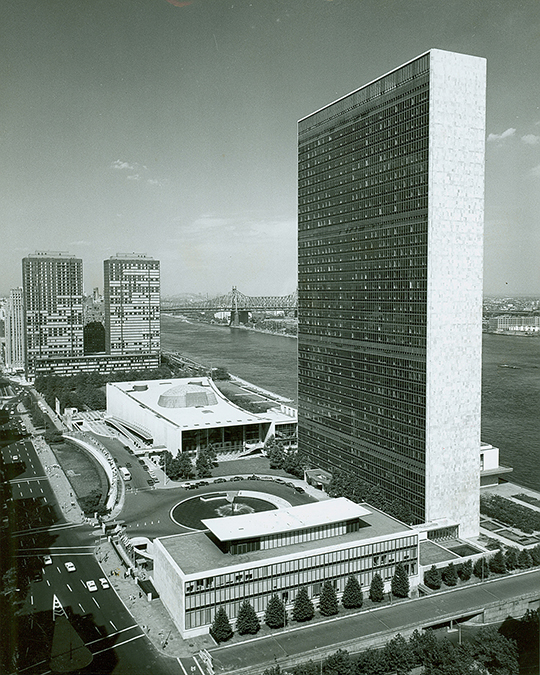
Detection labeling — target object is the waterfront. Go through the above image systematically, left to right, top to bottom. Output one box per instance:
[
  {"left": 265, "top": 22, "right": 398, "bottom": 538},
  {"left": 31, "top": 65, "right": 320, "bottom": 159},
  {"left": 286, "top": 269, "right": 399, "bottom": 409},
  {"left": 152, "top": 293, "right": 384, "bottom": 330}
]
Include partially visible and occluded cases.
[{"left": 161, "top": 316, "right": 540, "bottom": 491}]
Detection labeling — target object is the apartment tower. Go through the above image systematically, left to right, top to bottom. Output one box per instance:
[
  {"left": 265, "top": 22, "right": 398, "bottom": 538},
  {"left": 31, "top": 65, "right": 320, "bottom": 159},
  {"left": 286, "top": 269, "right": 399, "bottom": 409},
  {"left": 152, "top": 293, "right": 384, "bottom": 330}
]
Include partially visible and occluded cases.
[
  {"left": 297, "top": 49, "right": 486, "bottom": 538},
  {"left": 22, "top": 252, "right": 84, "bottom": 375},
  {"left": 104, "top": 254, "right": 160, "bottom": 355},
  {"left": 5, "top": 288, "right": 25, "bottom": 371}
]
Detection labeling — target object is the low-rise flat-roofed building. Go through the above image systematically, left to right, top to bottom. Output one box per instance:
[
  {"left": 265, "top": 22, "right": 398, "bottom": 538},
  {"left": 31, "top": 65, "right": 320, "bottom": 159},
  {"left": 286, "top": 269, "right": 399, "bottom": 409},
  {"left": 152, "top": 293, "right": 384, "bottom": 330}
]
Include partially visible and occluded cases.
[
  {"left": 106, "top": 377, "right": 296, "bottom": 455},
  {"left": 153, "top": 497, "right": 419, "bottom": 638}
]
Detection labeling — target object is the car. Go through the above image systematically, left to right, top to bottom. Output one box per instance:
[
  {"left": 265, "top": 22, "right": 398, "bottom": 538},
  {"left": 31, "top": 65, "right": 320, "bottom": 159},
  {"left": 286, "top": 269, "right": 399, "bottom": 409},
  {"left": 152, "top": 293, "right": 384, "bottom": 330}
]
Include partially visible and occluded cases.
[
  {"left": 12, "top": 455, "right": 19, "bottom": 462},
  {"left": 125, "top": 462, "right": 132, "bottom": 468},
  {"left": 247, "top": 475, "right": 260, "bottom": 481},
  {"left": 232, "top": 476, "right": 243, "bottom": 481},
  {"left": 214, "top": 478, "right": 227, "bottom": 483},
  {"left": 275, "top": 478, "right": 285, "bottom": 484},
  {"left": 147, "top": 479, "right": 154, "bottom": 486},
  {"left": 196, "top": 481, "right": 209, "bottom": 487},
  {"left": 285, "top": 482, "right": 295, "bottom": 489},
  {"left": 180, "top": 483, "right": 191, "bottom": 489},
  {"left": 186, "top": 484, "right": 198, "bottom": 490},
  {"left": 294, "top": 486, "right": 306, "bottom": 493},
  {"left": 43, "top": 555, "right": 53, "bottom": 565},
  {"left": 64, "top": 562, "right": 76, "bottom": 572},
  {"left": 32, "top": 569, "right": 43, "bottom": 583},
  {"left": 99, "top": 578, "right": 110, "bottom": 589},
  {"left": 86, "top": 580, "right": 98, "bottom": 592}
]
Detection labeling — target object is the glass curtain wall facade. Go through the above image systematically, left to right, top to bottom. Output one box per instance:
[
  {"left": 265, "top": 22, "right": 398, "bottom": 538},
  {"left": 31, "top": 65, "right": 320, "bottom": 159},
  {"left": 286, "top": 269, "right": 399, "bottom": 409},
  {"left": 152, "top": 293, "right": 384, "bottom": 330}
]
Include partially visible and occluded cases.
[{"left": 298, "top": 50, "right": 485, "bottom": 536}]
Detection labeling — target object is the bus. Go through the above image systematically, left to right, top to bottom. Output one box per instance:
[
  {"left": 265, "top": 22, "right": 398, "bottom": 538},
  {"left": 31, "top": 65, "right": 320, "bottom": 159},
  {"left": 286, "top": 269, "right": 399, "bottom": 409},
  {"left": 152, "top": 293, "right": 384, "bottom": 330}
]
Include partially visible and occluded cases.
[{"left": 119, "top": 467, "right": 132, "bottom": 481}]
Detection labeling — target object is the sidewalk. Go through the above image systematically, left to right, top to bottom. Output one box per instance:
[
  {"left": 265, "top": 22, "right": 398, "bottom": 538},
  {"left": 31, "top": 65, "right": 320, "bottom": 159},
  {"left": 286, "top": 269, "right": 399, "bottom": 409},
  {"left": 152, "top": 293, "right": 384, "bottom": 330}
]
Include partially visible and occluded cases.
[{"left": 95, "top": 540, "right": 215, "bottom": 658}]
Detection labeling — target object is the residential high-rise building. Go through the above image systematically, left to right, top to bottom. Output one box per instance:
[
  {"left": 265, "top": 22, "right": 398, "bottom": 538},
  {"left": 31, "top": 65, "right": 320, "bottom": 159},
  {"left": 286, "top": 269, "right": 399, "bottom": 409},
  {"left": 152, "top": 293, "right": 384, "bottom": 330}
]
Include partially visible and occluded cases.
[
  {"left": 297, "top": 49, "right": 486, "bottom": 538},
  {"left": 22, "top": 252, "right": 84, "bottom": 375},
  {"left": 104, "top": 254, "right": 160, "bottom": 356},
  {"left": 5, "top": 288, "right": 25, "bottom": 372}
]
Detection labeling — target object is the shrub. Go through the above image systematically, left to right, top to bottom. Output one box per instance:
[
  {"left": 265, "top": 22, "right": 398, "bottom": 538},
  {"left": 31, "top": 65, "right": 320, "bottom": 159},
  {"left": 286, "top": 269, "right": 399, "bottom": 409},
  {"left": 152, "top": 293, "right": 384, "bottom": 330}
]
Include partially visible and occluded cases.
[
  {"left": 480, "top": 494, "right": 540, "bottom": 534},
  {"left": 530, "top": 544, "right": 540, "bottom": 566},
  {"left": 505, "top": 547, "right": 519, "bottom": 571},
  {"left": 517, "top": 548, "right": 533, "bottom": 569},
  {"left": 489, "top": 549, "right": 507, "bottom": 575},
  {"left": 473, "top": 557, "right": 490, "bottom": 580},
  {"left": 458, "top": 559, "right": 473, "bottom": 581},
  {"left": 391, "top": 562, "right": 409, "bottom": 598},
  {"left": 442, "top": 562, "right": 458, "bottom": 586},
  {"left": 424, "top": 565, "right": 442, "bottom": 590},
  {"left": 369, "top": 573, "right": 385, "bottom": 602},
  {"left": 341, "top": 575, "right": 363, "bottom": 609},
  {"left": 319, "top": 581, "right": 339, "bottom": 616},
  {"left": 292, "top": 587, "right": 314, "bottom": 622},
  {"left": 265, "top": 594, "right": 287, "bottom": 629},
  {"left": 236, "top": 599, "right": 260, "bottom": 635},
  {"left": 210, "top": 606, "right": 233, "bottom": 643}
]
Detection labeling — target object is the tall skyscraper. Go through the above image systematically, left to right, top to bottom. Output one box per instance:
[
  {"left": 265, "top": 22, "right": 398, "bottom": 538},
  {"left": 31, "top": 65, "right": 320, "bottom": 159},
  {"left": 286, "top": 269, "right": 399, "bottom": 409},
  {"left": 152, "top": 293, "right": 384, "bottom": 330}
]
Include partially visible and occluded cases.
[
  {"left": 297, "top": 49, "right": 486, "bottom": 538},
  {"left": 22, "top": 252, "right": 84, "bottom": 375},
  {"left": 104, "top": 254, "right": 160, "bottom": 356},
  {"left": 5, "top": 288, "right": 25, "bottom": 371}
]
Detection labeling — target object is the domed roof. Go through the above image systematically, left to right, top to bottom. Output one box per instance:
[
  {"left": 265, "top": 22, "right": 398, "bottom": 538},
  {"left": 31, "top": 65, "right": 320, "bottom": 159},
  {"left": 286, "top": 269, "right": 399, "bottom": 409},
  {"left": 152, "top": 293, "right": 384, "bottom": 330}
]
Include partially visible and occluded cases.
[{"left": 157, "top": 382, "right": 217, "bottom": 409}]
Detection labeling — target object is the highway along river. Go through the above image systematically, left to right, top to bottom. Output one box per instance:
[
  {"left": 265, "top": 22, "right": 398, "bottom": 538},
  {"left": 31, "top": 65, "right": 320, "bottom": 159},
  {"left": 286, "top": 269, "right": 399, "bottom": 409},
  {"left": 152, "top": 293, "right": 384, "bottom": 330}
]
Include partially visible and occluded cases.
[{"left": 161, "top": 315, "right": 540, "bottom": 491}]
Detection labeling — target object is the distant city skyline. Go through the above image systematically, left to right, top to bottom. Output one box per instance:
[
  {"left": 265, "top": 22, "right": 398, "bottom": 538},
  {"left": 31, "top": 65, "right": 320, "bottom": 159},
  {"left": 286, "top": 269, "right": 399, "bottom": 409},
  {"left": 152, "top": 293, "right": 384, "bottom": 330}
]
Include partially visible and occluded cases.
[{"left": 2, "top": 0, "right": 540, "bottom": 297}]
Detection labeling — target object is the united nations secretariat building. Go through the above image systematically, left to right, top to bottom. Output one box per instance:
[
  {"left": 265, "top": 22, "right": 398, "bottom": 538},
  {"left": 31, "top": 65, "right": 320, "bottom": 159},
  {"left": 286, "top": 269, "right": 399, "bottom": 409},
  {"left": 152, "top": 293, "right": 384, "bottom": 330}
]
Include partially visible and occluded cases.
[{"left": 153, "top": 498, "right": 420, "bottom": 638}]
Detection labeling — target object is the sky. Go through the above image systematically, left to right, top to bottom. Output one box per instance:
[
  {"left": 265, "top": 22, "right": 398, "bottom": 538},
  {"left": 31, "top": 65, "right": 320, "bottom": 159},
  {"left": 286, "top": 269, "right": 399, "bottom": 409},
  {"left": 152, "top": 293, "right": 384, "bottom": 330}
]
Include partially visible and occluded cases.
[{"left": 1, "top": 0, "right": 539, "bottom": 298}]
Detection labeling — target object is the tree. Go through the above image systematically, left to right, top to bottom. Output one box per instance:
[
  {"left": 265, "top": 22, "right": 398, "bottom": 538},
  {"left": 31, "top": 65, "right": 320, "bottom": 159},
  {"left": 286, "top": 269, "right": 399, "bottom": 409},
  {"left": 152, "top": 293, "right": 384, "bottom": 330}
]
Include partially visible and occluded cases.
[
  {"left": 195, "top": 450, "right": 212, "bottom": 478},
  {"left": 176, "top": 452, "right": 195, "bottom": 479},
  {"left": 530, "top": 544, "right": 540, "bottom": 566},
  {"left": 505, "top": 547, "right": 519, "bottom": 571},
  {"left": 517, "top": 548, "right": 533, "bottom": 569},
  {"left": 489, "top": 549, "right": 507, "bottom": 575},
  {"left": 473, "top": 556, "right": 490, "bottom": 580},
  {"left": 458, "top": 559, "right": 473, "bottom": 581},
  {"left": 391, "top": 562, "right": 409, "bottom": 598},
  {"left": 442, "top": 562, "right": 458, "bottom": 587},
  {"left": 424, "top": 565, "right": 442, "bottom": 590},
  {"left": 369, "top": 573, "right": 384, "bottom": 603},
  {"left": 341, "top": 575, "right": 363, "bottom": 609},
  {"left": 319, "top": 581, "right": 338, "bottom": 616},
  {"left": 292, "top": 587, "right": 315, "bottom": 622},
  {"left": 265, "top": 594, "right": 287, "bottom": 629},
  {"left": 236, "top": 599, "right": 260, "bottom": 635},
  {"left": 210, "top": 606, "right": 233, "bottom": 643},
  {"left": 472, "top": 626, "right": 519, "bottom": 675},
  {"left": 385, "top": 634, "right": 416, "bottom": 675},
  {"left": 322, "top": 648, "right": 352, "bottom": 675}
]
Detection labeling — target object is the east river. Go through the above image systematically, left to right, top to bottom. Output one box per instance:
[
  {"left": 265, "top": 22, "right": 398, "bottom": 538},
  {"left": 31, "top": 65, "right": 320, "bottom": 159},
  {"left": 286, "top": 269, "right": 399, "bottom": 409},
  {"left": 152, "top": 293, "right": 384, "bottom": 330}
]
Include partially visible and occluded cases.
[{"left": 161, "top": 315, "right": 540, "bottom": 491}]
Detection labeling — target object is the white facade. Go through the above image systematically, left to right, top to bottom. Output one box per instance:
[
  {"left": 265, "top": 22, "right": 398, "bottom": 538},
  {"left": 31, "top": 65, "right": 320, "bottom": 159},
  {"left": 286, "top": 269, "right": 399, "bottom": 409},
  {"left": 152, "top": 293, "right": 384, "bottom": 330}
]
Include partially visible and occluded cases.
[{"left": 424, "top": 50, "right": 486, "bottom": 538}]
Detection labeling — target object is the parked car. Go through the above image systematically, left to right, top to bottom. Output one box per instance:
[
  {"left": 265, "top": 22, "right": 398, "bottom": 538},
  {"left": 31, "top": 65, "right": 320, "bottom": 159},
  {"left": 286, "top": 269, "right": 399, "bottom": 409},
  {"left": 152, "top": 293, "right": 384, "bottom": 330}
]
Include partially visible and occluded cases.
[
  {"left": 125, "top": 462, "right": 132, "bottom": 468},
  {"left": 232, "top": 476, "right": 243, "bottom": 481},
  {"left": 214, "top": 478, "right": 227, "bottom": 483},
  {"left": 294, "top": 486, "right": 306, "bottom": 493},
  {"left": 43, "top": 555, "right": 53, "bottom": 565},
  {"left": 64, "top": 562, "right": 76, "bottom": 572},
  {"left": 99, "top": 578, "right": 110, "bottom": 589},
  {"left": 86, "top": 580, "right": 98, "bottom": 592}
]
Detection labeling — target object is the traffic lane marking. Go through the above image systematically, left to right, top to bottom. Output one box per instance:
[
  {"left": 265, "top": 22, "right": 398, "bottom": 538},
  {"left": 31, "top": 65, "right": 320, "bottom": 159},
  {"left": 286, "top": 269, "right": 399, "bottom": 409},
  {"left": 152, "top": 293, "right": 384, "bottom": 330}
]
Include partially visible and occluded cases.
[{"left": 91, "top": 633, "right": 145, "bottom": 656}]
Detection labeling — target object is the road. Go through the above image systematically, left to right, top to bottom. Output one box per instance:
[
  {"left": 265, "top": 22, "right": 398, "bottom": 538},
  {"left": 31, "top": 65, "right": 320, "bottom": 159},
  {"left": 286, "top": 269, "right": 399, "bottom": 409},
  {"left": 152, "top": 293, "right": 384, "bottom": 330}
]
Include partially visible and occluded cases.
[
  {"left": 3, "top": 435, "right": 185, "bottom": 674},
  {"left": 209, "top": 568, "right": 540, "bottom": 672}
]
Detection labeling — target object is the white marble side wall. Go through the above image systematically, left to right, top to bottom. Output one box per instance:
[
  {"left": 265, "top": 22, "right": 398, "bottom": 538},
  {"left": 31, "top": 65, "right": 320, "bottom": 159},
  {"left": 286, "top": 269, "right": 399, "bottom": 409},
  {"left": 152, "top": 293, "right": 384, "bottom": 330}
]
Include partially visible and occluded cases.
[{"left": 425, "top": 50, "right": 486, "bottom": 539}]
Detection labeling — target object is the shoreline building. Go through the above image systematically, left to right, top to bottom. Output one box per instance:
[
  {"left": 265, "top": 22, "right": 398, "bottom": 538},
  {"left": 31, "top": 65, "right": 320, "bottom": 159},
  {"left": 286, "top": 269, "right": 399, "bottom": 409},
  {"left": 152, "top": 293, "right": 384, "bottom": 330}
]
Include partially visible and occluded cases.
[
  {"left": 297, "top": 49, "right": 486, "bottom": 538},
  {"left": 22, "top": 252, "right": 84, "bottom": 376},
  {"left": 104, "top": 254, "right": 160, "bottom": 356},
  {"left": 5, "top": 288, "right": 25, "bottom": 372},
  {"left": 153, "top": 498, "right": 419, "bottom": 638}
]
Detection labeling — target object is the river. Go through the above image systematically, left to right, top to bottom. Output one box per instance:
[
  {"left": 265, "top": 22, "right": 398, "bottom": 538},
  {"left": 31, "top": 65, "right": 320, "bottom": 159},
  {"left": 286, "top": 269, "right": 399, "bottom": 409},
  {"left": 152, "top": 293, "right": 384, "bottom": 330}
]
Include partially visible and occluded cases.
[{"left": 161, "top": 315, "right": 540, "bottom": 491}]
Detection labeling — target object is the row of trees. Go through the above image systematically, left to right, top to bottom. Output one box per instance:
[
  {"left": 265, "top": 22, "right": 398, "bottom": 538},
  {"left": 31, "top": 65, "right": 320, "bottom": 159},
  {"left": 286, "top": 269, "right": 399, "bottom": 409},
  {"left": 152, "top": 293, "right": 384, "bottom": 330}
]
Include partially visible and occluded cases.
[
  {"left": 265, "top": 437, "right": 305, "bottom": 479},
  {"left": 160, "top": 445, "right": 218, "bottom": 481},
  {"left": 326, "top": 470, "right": 414, "bottom": 525},
  {"left": 481, "top": 493, "right": 540, "bottom": 534},
  {"left": 425, "top": 544, "right": 540, "bottom": 589},
  {"left": 211, "top": 568, "right": 410, "bottom": 643},
  {"left": 264, "top": 623, "right": 522, "bottom": 675}
]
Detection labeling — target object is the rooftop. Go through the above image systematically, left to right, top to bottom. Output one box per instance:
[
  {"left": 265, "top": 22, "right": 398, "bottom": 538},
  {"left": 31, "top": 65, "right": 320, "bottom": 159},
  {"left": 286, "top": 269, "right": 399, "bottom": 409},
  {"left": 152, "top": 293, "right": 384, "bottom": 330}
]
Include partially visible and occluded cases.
[
  {"left": 108, "top": 377, "right": 275, "bottom": 431},
  {"left": 201, "top": 497, "right": 370, "bottom": 542},
  {"left": 158, "top": 501, "right": 415, "bottom": 576}
]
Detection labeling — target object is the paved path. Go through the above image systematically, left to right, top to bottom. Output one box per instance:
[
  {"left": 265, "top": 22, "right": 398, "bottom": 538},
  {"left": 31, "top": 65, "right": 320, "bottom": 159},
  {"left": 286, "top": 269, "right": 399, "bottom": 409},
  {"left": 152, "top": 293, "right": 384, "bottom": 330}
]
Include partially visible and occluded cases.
[{"left": 210, "top": 568, "right": 540, "bottom": 673}]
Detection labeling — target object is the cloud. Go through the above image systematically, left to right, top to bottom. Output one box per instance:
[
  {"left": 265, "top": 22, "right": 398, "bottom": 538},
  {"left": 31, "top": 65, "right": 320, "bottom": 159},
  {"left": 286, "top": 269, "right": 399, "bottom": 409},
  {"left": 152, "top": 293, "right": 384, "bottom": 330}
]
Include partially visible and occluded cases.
[
  {"left": 487, "top": 128, "right": 516, "bottom": 143},
  {"left": 522, "top": 134, "right": 540, "bottom": 146},
  {"left": 111, "top": 160, "right": 135, "bottom": 170},
  {"left": 529, "top": 164, "right": 540, "bottom": 177},
  {"left": 126, "top": 174, "right": 140, "bottom": 181},
  {"left": 147, "top": 178, "right": 165, "bottom": 187},
  {"left": 68, "top": 240, "right": 92, "bottom": 246}
]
